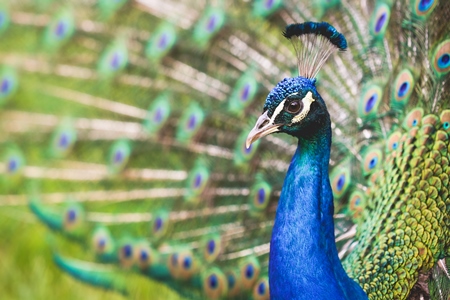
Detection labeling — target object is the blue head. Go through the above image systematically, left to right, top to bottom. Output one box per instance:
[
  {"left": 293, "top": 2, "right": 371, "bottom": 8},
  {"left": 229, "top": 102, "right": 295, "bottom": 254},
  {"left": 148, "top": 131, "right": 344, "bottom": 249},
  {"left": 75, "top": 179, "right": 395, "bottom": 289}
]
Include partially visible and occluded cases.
[
  {"left": 246, "top": 22, "right": 346, "bottom": 147},
  {"left": 246, "top": 76, "right": 330, "bottom": 146}
]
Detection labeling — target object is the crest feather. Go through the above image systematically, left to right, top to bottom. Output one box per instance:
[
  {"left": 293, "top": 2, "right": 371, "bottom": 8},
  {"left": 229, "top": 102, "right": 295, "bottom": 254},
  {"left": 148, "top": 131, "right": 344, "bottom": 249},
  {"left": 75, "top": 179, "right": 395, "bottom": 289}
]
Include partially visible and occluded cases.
[{"left": 283, "top": 22, "right": 347, "bottom": 79}]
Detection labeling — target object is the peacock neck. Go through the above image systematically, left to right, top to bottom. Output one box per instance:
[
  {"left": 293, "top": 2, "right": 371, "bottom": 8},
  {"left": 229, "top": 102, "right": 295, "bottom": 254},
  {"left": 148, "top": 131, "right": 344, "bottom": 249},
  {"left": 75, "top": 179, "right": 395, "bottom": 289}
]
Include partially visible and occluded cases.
[{"left": 269, "top": 125, "right": 367, "bottom": 299}]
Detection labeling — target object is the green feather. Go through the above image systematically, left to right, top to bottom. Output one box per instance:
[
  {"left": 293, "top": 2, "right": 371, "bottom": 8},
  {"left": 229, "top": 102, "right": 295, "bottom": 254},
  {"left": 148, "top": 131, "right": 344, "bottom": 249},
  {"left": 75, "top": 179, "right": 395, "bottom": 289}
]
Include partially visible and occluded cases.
[
  {"left": 97, "top": 0, "right": 128, "bottom": 19},
  {"left": 252, "top": 0, "right": 283, "bottom": 18},
  {"left": 411, "top": 0, "right": 438, "bottom": 20},
  {"left": 369, "top": 2, "right": 391, "bottom": 41},
  {"left": 0, "top": 3, "right": 10, "bottom": 35},
  {"left": 192, "top": 7, "right": 226, "bottom": 49},
  {"left": 42, "top": 9, "right": 75, "bottom": 51},
  {"left": 145, "top": 23, "right": 177, "bottom": 62},
  {"left": 97, "top": 39, "right": 128, "bottom": 79},
  {"left": 431, "top": 39, "right": 450, "bottom": 78},
  {"left": 0, "top": 66, "right": 18, "bottom": 106},
  {"left": 390, "top": 66, "right": 417, "bottom": 110},
  {"left": 228, "top": 68, "right": 259, "bottom": 115},
  {"left": 357, "top": 82, "right": 384, "bottom": 120},
  {"left": 143, "top": 93, "right": 172, "bottom": 135},
  {"left": 175, "top": 102, "right": 205, "bottom": 144},
  {"left": 48, "top": 119, "right": 77, "bottom": 158},
  {"left": 233, "top": 128, "right": 260, "bottom": 167},
  {"left": 107, "top": 139, "right": 131, "bottom": 175},
  {"left": 1, "top": 144, "right": 25, "bottom": 179},
  {"left": 184, "top": 160, "right": 210, "bottom": 204},
  {"left": 330, "top": 161, "right": 352, "bottom": 201},
  {"left": 249, "top": 177, "right": 272, "bottom": 216},
  {"left": 29, "top": 197, "right": 64, "bottom": 232},
  {"left": 92, "top": 226, "right": 117, "bottom": 263},
  {"left": 53, "top": 253, "right": 127, "bottom": 294},
  {"left": 202, "top": 267, "right": 228, "bottom": 299}
]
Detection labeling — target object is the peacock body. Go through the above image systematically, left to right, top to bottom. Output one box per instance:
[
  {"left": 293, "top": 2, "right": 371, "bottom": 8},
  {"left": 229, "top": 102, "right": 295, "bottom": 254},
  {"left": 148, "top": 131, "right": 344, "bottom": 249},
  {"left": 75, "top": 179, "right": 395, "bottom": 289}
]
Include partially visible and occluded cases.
[{"left": 1, "top": 0, "right": 450, "bottom": 299}]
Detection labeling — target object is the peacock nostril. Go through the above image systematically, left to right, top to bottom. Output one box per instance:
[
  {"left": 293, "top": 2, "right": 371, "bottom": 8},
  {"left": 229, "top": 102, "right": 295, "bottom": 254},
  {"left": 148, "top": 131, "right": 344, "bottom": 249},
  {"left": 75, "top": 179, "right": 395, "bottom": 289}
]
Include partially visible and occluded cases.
[{"left": 259, "top": 119, "right": 269, "bottom": 129}]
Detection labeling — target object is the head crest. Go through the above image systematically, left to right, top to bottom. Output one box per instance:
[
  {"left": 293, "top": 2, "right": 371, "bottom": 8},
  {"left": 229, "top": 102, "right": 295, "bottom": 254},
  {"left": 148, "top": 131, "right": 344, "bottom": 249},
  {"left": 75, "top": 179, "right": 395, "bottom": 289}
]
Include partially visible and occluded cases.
[{"left": 283, "top": 22, "right": 347, "bottom": 79}]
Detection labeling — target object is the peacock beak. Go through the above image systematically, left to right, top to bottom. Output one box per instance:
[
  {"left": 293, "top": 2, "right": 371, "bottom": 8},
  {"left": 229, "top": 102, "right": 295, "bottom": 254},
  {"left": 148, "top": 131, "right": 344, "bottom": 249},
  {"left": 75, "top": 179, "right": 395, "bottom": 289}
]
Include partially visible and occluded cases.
[{"left": 246, "top": 111, "right": 282, "bottom": 149}]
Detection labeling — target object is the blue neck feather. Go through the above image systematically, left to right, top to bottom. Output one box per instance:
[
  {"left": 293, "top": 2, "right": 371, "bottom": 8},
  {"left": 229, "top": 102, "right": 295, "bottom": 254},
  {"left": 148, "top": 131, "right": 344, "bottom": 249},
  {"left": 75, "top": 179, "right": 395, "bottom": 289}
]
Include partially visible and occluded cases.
[{"left": 269, "top": 125, "right": 367, "bottom": 299}]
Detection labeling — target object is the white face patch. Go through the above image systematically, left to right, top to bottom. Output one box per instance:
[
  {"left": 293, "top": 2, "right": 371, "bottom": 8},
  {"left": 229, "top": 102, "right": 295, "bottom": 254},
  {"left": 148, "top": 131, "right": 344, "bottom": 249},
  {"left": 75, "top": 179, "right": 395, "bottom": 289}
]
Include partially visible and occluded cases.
[
  {"left": 268, "top": 91, "right": 316, "bottom": 125},
  {"left": 291, "top": 91, "right": 315, "bottom": 124},
  {"left": 270, "top": 92, "right": 316, "bottom": 125},
  {"left": 269, "top": 99, "right": 286, "bottom": 125}
]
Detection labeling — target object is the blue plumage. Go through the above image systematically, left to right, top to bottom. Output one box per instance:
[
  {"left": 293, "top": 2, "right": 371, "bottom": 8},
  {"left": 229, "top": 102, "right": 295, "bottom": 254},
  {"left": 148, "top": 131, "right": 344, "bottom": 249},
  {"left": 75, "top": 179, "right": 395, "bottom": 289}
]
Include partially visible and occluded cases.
[
  {"left": 247, "top": 23, "right": 368, "bottom": 299},
  {"left": 248, "top": 76, "right": 367, "bottom": 299},
  {"left": 264, "top": 77, "right": 316, "bottom": 112}
]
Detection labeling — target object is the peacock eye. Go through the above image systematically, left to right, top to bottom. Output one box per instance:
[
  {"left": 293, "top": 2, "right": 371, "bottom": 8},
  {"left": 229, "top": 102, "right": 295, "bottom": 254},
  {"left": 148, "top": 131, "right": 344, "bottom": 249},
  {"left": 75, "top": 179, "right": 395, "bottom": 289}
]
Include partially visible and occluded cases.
[{"left": 286, "top": 100, "right": 303, "bottom": 114}]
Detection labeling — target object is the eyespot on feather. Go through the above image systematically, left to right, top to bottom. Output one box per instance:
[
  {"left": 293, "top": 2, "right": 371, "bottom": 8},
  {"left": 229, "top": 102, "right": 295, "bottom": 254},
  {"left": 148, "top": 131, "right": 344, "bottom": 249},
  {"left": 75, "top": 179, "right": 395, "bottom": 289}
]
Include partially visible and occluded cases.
[
  {"left": 252, "top": 0, "right": 283, "bottom": 18},
  {"left": 411, "top": 0, "right": 437, "bottom": 19},
  {"left": 370, "top": 3, "right": 391, "bottom": 39},
  {"left": 192, "top": 8, "right": 225, "bottom": 48},
  {"left": 43, "top": 10, "right": 75, "bottom": 49},
  {"left": 145, "top": 23, "right": 177, "bottom": 61},
  {"left": 97, "top": 39, "right": 128, "bottom": 78},
  {"left": 431, "top": 40, "right": 450, "bottom": 78},
  {"left": 0, "top": 67, "right": 18, "bottom": 105},
  {"left": 228, "top": 69, "right": 259, "bottom": 114},
  {"left": 391, "top": 69, "right": 415, "bottom": 107},
  {"left": 358, "top": 84, "right": 383, "bottom": 119},
  {"left": 143, "top": 94, "right": 171, "bottom": 135},
  {"left": 176, "top": 103, "right": 205, "bottom": 144},
  {"left": 403, "top": 108, "right": 424, "bottom": 129},
  {"left": 440, "top": 110, "right": 450, "bottom": 132},
  {"left": 49, "top": 121, "right": 77, "bottom": 158},
  {"left": 234, "top": 128, "right": 260, "bottom": 166},
  {"left": 387, "top": 131, "right": 402, "bottom": 152},
  {"left": 108, "top": 139, "right": 131, "bottom": 174},
  {"left": 3, "top": 146, "right": 25, "bottom": 176},
  {"left": 362, "top": 147, "right": 383, "bottom": 175},
  {"left": 185, "top": 161, "right": 210, "bottom": 203},
  {"left": 330, "top": 163, "right": 351, "bottom": 199},
  {"left": 250, "top": 180, "right": 272, "bottom": 214},
  {"left": 348, "top": 190, "right": 366, "bottom": 219},
  {"left": 63, "top": 203, "right": 84, "bottom": 232},
  {"left": 151, "top": 210, "right": 170, "bottom": 239},
  {"left": 92, "top": 227, "right": 115, "bottom": 257},
  {"left": 202, "top": 234, "right": 222, "bottom": 263},
  {"left": 118, "top": 238, "right": 135, "bottom": 269},
  {"left": 134, "top": 242, "right": 155, "bottom": 271},
  {"left": 177, "top": 251, "right": 198, "bottom": 280},
  {"left": 168, "top": 252, "right": 180, "bottom": 278},
  {"left": 240, "top": 256, "right": 260, "bottom": 289},
  {"left": 202, "top": 267, "right": 228, "bottom": 299},
  {"left": 225, "top": 269, "right": 242, "bottom": 296},
  {"left": 253, "top": 276, "right": 270, "bottom": 300}
]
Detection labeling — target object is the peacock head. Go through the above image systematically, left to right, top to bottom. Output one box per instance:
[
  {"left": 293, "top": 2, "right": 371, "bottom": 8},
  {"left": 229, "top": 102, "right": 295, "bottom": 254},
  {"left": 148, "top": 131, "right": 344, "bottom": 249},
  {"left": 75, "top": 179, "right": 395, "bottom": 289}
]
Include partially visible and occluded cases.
[
  {"left": 246, "top": 21, "right": 347, "bottom": 148},
  {"left": 246, "top": 76, "right": 329, "bottom": 147}
]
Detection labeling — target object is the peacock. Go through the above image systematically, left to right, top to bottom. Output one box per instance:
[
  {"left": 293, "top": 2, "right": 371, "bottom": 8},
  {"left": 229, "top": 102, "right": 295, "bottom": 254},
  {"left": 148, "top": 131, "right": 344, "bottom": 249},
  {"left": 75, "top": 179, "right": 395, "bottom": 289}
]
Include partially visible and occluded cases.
[{"left": 1, "top": 0, "right": 449, "bottom": 299}]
